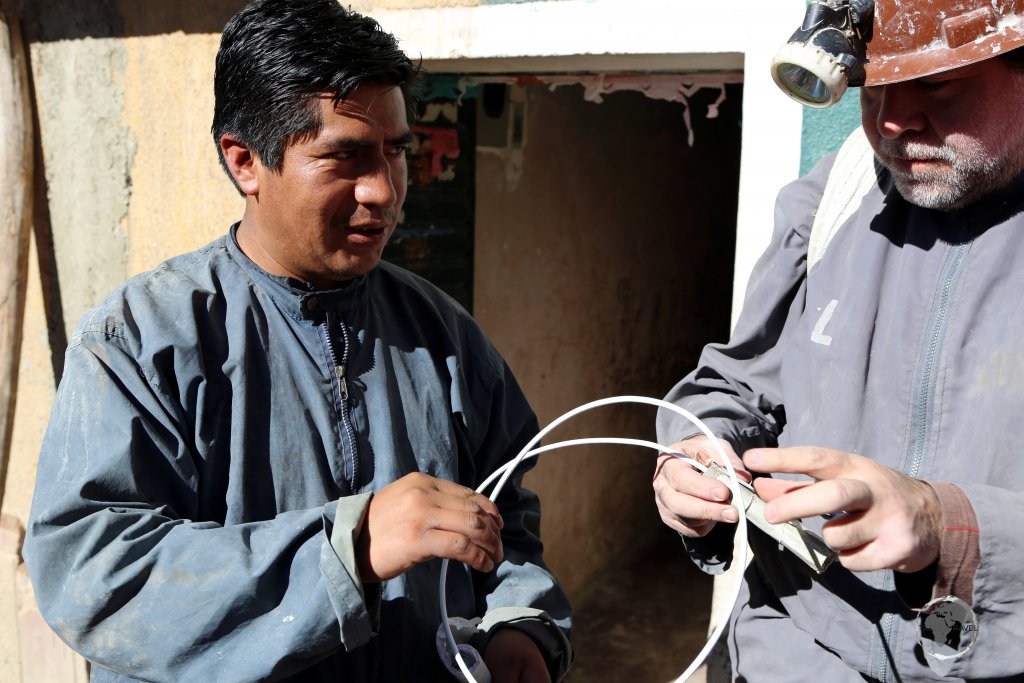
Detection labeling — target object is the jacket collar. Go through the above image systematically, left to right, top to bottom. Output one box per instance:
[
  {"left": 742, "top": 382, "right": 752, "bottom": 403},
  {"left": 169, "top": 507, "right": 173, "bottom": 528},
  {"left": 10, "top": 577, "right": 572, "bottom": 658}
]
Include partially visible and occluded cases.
[
  {"left": 933, "top": 169, "right": 1024, "bottom": 241},
  {"left": 225, "top": 223, "right": 368, "bottom": 322}
]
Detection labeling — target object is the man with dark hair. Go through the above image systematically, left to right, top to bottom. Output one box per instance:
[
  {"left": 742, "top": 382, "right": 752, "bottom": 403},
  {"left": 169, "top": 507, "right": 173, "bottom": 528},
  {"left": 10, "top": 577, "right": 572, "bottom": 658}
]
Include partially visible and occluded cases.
[
  {"left": 653, "top": 0, "right": 1024, "bottom": 680},
  {"left": 23, "top": 1, "right": 572, "bottom": 681}
]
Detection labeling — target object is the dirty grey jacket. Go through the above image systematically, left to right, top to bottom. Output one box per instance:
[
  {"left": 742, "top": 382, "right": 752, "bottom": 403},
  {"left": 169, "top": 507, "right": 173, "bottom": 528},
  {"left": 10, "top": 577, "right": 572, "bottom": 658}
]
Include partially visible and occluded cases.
[
  {"left": 657, "top": 156, "right": 1024, "bottom": 682},
  {"left": 24, "top": 227, "right": 572, "bottom": 682}
]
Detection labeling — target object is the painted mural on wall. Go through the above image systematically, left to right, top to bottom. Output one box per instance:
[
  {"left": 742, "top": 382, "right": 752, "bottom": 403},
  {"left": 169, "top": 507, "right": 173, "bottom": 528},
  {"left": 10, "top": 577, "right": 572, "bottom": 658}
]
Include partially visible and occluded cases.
[{"left": 383, "top": 81, "right": 477, "bottom": 311}]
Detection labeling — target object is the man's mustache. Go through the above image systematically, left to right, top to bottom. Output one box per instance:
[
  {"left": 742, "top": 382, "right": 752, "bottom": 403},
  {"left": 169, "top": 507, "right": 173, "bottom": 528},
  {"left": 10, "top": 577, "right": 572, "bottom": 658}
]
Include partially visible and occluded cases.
[{"left": 876, "top": 138, "right": 957, "bottom": 165}]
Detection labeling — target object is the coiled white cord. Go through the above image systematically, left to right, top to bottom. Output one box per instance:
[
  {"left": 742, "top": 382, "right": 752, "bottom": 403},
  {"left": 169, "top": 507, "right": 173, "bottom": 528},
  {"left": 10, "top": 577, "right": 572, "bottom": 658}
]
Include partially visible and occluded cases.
[{"left": 438, "top": 395, "right": 749, "bottom": 682}]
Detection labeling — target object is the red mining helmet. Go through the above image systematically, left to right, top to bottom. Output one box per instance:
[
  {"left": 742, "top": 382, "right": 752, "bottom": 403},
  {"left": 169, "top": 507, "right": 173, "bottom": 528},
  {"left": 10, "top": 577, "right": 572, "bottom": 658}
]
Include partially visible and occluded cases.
[{"left": 771, "top": 0, "right": 1024, "bottom": 107}]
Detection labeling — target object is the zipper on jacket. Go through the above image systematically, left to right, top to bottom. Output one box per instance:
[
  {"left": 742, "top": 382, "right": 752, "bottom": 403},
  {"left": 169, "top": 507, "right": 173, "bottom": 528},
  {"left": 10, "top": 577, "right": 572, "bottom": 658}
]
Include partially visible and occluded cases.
[
  {"left": 869, "top": 236, "right": 971, "bottom": 683},
  {"left": 907, "top": 242, "right": 969, "bottom": 478},
  {"left": 323, "top": 308, "right": 360, "bottom": 488}
]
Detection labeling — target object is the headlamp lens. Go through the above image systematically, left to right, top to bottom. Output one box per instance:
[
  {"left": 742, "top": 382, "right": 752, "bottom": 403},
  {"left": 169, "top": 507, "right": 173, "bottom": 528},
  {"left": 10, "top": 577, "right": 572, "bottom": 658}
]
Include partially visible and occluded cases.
[
  {"left": 770, "top": 1, "right": 870, "bottom": 108},
  {"left": 775, "top": 62, "right": 833, "bottom": 105}
]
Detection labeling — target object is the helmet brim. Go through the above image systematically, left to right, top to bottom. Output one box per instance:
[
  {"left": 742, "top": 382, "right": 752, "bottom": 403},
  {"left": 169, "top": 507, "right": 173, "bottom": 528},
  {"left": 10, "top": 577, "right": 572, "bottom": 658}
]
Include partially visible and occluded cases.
[{"left": 864, "top": 15, "right": 1024, "bottom": 85}]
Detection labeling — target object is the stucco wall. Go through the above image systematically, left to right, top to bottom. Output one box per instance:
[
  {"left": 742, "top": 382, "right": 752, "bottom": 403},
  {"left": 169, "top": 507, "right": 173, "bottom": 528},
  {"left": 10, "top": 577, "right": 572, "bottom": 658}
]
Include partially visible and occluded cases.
[{"left": 474, "top": 83, "right": 741, "bottom": 595}]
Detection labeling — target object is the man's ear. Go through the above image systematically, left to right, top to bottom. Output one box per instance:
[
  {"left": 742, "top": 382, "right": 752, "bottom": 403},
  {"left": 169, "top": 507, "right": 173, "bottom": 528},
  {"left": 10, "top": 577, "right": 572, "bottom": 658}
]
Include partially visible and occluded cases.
[{"left": 220, "top": 134, "right": 260, "bottom": 196}]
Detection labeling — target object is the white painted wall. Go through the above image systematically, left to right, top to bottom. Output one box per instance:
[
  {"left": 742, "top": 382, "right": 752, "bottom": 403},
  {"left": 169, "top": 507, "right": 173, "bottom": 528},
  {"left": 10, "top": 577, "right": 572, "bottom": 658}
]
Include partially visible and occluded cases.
[{"left": 367, "top": 0, "right": 806, "bottom": 323}]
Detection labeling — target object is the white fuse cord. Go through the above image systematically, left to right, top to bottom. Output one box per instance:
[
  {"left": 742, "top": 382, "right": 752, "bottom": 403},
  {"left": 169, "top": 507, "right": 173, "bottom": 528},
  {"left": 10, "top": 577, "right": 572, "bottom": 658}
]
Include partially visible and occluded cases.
[{"left": 438, "top": 395, "right": 749, "bottom": 683}]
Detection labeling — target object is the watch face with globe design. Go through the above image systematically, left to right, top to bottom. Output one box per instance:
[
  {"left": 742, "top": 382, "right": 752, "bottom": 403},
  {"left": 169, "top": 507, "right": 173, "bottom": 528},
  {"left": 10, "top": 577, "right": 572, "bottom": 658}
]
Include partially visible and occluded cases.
[{"left": 919, "top": 596, "right": 978, "bottom": 660}]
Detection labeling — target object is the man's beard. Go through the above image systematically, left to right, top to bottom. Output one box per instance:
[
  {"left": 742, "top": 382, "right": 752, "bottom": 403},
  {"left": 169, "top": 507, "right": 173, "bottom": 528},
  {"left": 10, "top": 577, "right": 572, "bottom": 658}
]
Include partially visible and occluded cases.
[{"left": 876, "top": 136, "right": 1007, "bottom": 211}]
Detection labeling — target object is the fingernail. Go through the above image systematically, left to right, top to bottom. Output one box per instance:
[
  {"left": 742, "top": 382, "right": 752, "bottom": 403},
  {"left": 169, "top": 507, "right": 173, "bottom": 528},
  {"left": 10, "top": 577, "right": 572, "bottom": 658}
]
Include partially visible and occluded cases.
[
  {"left": 711, "top": 487, "right": 728, "bottom": 501},
  {"left": 764, "top": 503, "right": 777, "bottom": 523},
  {"left": 722, "top": 508, "right": 738, "bottom": 522}
]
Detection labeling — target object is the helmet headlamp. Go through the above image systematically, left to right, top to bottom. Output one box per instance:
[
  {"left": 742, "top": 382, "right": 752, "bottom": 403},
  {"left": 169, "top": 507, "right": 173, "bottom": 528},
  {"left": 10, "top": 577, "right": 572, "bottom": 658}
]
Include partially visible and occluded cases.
[{"left": 770, "top": 0, "right": 872, "bottom": 108}]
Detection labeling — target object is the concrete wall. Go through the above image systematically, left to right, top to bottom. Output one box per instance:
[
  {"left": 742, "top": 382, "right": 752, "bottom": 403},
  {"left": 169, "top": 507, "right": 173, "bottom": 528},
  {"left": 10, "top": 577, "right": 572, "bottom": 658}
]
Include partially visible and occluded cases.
[{"left": 474, "top": 83, "right": 740, "bottom": 595}]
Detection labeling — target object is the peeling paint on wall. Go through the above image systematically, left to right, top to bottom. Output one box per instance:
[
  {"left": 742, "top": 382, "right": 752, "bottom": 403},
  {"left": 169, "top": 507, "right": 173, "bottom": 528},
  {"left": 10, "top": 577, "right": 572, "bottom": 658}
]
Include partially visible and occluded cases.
[
  {"left": 454, "top": 73, "right": 742, "bottom": 146},
  {"left": 542, "top": 73, "right": 742, "bottom": 147},
  {"left": 384, "top": 93, "right": 476, "bottom": 310},
  {"left": 411, "top": 98, "right": 463, "bottom": 181},
  {"left": 419, "top": 101, "right": 460, "bottom": 123},
  {"left": 411, "top": 126, "right": 461, "bottom": 180}
]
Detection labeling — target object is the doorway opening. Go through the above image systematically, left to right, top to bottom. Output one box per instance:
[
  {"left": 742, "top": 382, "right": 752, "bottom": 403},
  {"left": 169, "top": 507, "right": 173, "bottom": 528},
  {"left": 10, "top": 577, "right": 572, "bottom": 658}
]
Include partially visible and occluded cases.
[{"left": 386, "top": 70, "right": 743, "bottom": 681}]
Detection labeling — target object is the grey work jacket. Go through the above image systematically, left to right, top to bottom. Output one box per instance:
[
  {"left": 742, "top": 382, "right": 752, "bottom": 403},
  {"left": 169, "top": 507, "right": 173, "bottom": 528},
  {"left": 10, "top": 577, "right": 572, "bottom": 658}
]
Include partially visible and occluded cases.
[
  {"left": 657, "top": 157, "right": 1024, "bottom": 682},
  {"left": 24, "top": 227, "right": 572, "bottom": 682}
]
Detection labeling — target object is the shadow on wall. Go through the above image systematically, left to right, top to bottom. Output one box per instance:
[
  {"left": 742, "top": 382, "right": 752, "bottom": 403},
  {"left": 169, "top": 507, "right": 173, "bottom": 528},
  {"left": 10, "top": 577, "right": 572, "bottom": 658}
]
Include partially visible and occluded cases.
[{"left": 1, "top": 0, "right": 254, "bottom": 380}]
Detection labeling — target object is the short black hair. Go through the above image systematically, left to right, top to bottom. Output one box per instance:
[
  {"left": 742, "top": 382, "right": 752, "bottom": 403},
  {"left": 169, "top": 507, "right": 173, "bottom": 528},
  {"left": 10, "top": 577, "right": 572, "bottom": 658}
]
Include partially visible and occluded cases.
[{"left": 212, "top": 0, "right": 421, "bottom": 192}]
